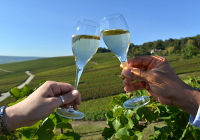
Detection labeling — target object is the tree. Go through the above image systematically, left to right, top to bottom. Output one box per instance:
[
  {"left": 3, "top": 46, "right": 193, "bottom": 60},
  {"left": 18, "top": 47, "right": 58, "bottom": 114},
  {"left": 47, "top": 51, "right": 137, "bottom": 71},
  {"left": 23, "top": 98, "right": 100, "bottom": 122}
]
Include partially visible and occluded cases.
[
  {"left": 195, "top": 35, "right": 200, "bottom": 48},
  {"left": 153, "top": 39, "right": 164, "bottom": 50},
  {"left": 187, "top": 39, "right": 195, "bottom": 46},
  {"left": 182, "top": 45, "right": 198, "bottom": 59},
  {"left": 166, "top": 46, "right": 175, "bottom": 54},
  {"left": 97, "top": 47, "right": 111, "bottom": 53}
]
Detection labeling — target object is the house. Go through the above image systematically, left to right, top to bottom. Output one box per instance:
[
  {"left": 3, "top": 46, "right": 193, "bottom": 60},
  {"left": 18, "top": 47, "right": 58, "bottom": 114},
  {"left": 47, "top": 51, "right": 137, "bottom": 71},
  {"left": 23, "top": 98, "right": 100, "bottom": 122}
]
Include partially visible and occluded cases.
[{"left": 150, "top": 49, "right": 161, "bottom": 54}]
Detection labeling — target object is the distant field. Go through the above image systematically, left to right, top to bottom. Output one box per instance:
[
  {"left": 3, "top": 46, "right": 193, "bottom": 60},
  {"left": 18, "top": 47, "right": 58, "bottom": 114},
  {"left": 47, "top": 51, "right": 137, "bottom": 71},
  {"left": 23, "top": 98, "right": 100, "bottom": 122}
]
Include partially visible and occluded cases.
[
  {"left": 0, "top": 53, "right": 200, "bottom": 100},
  {"left": 0, "top": 53, "right": 125, "bottom": 101},
  {"left": 0, "top": 71, "right": 28, "bottom": 93}
]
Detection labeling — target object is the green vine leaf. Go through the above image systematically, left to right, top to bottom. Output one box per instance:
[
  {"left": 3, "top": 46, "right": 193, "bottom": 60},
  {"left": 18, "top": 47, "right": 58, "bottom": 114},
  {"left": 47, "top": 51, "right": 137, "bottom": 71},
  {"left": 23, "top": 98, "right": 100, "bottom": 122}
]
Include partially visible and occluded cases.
[
  {"left": 9, "top": 85, "right": 32, "bottom": 100},
  {"left": 20, "top": 85, "right": 32, "bottom": 97},
  {"left": 9, "top": 87, "right": 21, "bottom": 99},
  {"left": 113, "top": 106, "right": 123, "bottom": 117},
  {"left": 124, "top": 109, "right": 135, "bottom": 118},
  {"left": 106, "top": 110, "right": 114, "bottom": 121},
  {"left": 36, "top": 117, "right": 55, "bottom": 140},
  {"left": 112, "top": 118, "right": 121, "bottom": 131},
  {"left": 125, "top": 118, "right": 134, "bottom": 129},
  {"left": 18, "top": 120, "right": 42, "bottom": 139},
  {"left": 56, "top": 122, "right": 73, "bottom": 129},
  {"left": 102, "top": 127, "right": 115, "bottom": 139},
  {"left": 115, "top": 127, "right": 130, "bottom": 139},
  {"left": 60, "top": 131, "right": 81, "bottom": 140},
  {"left": 134, "top": 131, "right": 143, "bottom": 139}
]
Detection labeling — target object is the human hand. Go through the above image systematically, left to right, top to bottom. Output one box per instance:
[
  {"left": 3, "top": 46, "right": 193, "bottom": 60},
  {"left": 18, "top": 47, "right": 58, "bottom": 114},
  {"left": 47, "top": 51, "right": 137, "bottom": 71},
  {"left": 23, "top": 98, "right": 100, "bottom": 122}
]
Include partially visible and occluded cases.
[
  {"left": 121, "top": 56, "right": 200, "bottom": 116},
  {"left": 5, "top": 81, "right": 81, "bottom": 131}
]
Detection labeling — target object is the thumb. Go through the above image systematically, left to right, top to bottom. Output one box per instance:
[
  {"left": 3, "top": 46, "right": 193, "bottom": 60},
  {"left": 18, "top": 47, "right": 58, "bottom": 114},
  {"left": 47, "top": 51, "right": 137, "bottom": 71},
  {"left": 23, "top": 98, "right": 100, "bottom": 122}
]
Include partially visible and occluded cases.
[
  {"left": 122, "top": 67, "right": 148, "bottom": 81},
  {"left": 51, "top": 90, "right": 81, "bottom": 109},
  {"left": 63, "top": 90, "right": 81, "bottom": 105}
]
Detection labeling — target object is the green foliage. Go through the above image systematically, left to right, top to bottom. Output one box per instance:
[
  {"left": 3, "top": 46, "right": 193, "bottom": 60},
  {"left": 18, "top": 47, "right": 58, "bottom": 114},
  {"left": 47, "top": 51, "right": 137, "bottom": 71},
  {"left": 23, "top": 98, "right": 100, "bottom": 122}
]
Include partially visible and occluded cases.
[
  {"left": 128, "top": 35, "right": 200, "bottom": 56},
  {"left": 182, "top": 45, "right": 198, "bottom": 59},
  {"left": 166, "top": 46, "right": 175, "bottom": 54},
  {"left": 97, "top": 47, "right": 111, "bottom": 53},
  {"left": 103, "top": 77, "right": 200, "bottom": 140},
  {"left": 184, "top": 77, "right": 200, "bottom": 88},
  {"left": 9, "top": 85, "right": 33, "bottom": 100},
  {"left": 78, "top": 96, "right": 112, "bottom": 121},
  {"left": 84, "top": 111, "right": 107, "bottom": 121}
]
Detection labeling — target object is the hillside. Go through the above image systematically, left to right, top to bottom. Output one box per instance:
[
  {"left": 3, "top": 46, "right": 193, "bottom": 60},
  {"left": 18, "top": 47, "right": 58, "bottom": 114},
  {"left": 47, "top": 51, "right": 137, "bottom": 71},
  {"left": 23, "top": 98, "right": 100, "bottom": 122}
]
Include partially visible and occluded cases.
[
  {"left": 0, "top": 53, "right": 200, "bottom": 100},
  {"left": 0, "top": 53, "right": 123, "bottom": 100},
  {"left": 0, "top": 53, "right": 200, "bottom": 140}
]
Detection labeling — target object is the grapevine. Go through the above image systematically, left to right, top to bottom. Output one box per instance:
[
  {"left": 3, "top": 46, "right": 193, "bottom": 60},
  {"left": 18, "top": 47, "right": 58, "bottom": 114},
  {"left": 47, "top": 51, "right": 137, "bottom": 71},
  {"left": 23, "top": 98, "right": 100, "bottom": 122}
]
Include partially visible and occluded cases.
[
  {"left": 1, "top": 77, "right": 200, "bottom": 139},
  {"left": 102, "top": 77, "right": 200, "bottom": 139}
]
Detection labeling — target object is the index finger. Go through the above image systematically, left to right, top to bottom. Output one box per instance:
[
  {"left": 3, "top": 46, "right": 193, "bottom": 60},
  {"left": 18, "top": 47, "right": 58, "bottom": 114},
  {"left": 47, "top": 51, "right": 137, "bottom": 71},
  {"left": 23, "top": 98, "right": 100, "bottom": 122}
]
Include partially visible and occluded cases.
[
  {"left": 127, "top": 56, "right": 166, "bottom": 71},
  {"left": 43, "top": 81, "right": 75, "bottom": 97}
]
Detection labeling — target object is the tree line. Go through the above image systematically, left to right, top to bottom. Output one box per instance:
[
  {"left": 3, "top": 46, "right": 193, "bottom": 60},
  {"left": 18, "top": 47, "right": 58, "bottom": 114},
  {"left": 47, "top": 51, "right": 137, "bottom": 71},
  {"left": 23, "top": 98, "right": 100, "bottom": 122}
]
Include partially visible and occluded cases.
[{"left": 98, "top": 34, "right": 200, "bottom": 59}]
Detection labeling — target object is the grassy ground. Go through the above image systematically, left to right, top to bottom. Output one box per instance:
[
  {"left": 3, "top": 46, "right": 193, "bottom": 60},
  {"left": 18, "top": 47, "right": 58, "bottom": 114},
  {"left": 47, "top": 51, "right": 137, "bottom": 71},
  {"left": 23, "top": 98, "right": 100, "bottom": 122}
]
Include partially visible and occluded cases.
[
  {"left": 178, "top": 71, "right": 200, "bottom": 79},
  {"left": 0, "top": 96, "right": 16, "bottom": 106},
  {"left": 71, "top": 121, "right": 106, "bottom": 140}
]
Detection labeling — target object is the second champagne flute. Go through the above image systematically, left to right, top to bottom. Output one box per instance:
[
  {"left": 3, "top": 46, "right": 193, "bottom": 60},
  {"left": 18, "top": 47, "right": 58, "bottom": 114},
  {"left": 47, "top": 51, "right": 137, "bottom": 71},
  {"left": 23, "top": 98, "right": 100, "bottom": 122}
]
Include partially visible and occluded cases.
[
  {"left": 100, "top": 13, "right": 150, "bottom": 109},
  {"left": 56, "top": 19, "right": 100, "bottom": 119}
]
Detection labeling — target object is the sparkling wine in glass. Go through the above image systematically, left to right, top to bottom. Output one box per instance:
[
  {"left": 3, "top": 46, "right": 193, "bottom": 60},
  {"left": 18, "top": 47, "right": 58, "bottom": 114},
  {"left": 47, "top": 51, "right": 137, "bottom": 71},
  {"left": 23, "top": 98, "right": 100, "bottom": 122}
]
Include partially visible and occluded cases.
[
  {"left": 100, "top": 13, "right": 150, "bottom": 108},
  {"left": 56, "top": 19, "right": 100, "bottom": 119}
]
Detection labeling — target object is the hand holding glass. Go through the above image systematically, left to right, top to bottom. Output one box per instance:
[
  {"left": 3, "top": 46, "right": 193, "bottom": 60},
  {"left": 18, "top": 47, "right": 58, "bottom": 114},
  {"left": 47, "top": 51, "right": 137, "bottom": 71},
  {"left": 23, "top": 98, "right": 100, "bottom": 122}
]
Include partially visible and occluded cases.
[
  {"left": 100, "top": 13, "right": 150, "bottom": 108},
  {"left": 56, "top": 19, "right": 100, "bottom": 119}
]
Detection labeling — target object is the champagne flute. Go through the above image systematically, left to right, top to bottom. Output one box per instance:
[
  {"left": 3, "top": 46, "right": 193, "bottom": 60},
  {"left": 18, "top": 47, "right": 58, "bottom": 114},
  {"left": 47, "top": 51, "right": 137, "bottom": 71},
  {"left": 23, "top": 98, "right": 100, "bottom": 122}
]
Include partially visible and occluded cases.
[
  {"left": 100, "top": 13, "right": 150, "bottom": 108},
  {"left": 56, "top": 19, "right": 100, "bottom": 119}
]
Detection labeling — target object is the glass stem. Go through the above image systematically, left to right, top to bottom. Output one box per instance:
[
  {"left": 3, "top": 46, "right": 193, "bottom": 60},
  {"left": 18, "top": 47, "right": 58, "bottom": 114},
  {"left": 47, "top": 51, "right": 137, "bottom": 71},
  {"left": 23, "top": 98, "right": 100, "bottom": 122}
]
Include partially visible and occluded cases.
[
  {"left": 120, "top": 58, "right": 128, "bottom": 67},
  {"left": 68, "top": 68, "right": 83, "bottom": 111},
  {"left": 75, "top": 68, "right": 83, "bottom": 89}
]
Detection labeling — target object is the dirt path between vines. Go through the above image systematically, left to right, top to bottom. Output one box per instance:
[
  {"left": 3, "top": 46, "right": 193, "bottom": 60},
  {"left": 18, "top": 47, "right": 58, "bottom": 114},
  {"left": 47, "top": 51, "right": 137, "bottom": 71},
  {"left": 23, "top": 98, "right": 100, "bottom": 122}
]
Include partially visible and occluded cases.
[
  {"left": 0, "top": 68, "right": 14, "bottom": 73},
  {"left": 0, "top": 70, "right": 35, "bottom": 102},
  {"left": 71, "top": 120, "right": 107, "bottom": 127}
]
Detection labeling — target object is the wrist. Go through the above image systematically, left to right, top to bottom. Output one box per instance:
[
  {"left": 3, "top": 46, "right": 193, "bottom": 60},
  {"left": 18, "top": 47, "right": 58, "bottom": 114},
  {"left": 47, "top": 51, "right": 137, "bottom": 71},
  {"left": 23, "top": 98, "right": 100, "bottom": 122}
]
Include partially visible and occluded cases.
[
  {"left": 177, "top": 86, "right": 200, "bottom": 116},
  {"left": 188, "top": 88, "right": 200, "bottom": 116},
  {"left": 4, "top": 105, "right": 24, "bottom": 131},
  {"left": 0, "top": 106, "right": 14, "bottom": 135},
  {"left": 4, "top": 106, "right": 16, "bottom": 131}
]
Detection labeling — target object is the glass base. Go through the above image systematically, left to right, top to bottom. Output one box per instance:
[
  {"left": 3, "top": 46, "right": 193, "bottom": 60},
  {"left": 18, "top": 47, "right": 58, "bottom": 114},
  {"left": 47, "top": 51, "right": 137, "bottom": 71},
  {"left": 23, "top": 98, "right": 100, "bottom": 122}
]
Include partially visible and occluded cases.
[
  {"left": 123, "top": 96, "right": 150, "bottom": 109},
  {"left": 56, "top": 108, "right": 84, "bottom": 119}
]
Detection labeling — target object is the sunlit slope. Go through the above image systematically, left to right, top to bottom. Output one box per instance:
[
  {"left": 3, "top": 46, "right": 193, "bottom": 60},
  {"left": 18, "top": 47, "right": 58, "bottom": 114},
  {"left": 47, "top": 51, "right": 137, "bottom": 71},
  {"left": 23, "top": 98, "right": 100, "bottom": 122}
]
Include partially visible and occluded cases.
[
  {"left": 0, "top": 53, "right": 125, "bottom": 100},
  {"left": 0, "top": 54, "right": 200, "bottom": 101}
]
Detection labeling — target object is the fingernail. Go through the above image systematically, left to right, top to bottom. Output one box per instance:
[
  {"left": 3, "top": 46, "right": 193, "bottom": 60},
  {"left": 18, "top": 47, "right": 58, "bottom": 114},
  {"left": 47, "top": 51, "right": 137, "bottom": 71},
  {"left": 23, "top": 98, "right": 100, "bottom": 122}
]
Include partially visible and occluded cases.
[
  {"left": 122, "top": 67, "right": 132, "bottom": 77},
  {"left": 131, "top": 68, "right": 140, "bottom": 76},
  {"left": 72, "top": 90, "right": 78, "bottom": 94}
]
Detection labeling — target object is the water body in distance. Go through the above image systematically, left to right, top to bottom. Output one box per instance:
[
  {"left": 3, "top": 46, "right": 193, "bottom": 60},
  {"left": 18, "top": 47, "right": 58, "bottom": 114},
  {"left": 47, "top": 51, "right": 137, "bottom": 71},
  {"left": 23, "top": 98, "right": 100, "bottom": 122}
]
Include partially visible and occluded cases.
[{"left": 0, "top": 55, "right": 45, "bottom": 64}]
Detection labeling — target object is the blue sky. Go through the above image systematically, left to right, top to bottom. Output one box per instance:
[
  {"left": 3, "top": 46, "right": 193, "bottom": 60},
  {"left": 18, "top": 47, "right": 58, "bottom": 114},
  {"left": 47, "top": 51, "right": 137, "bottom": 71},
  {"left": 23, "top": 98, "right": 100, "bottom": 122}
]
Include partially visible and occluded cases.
[{"left": 0, "top": 0, "right": 200, "bottom": 57}]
